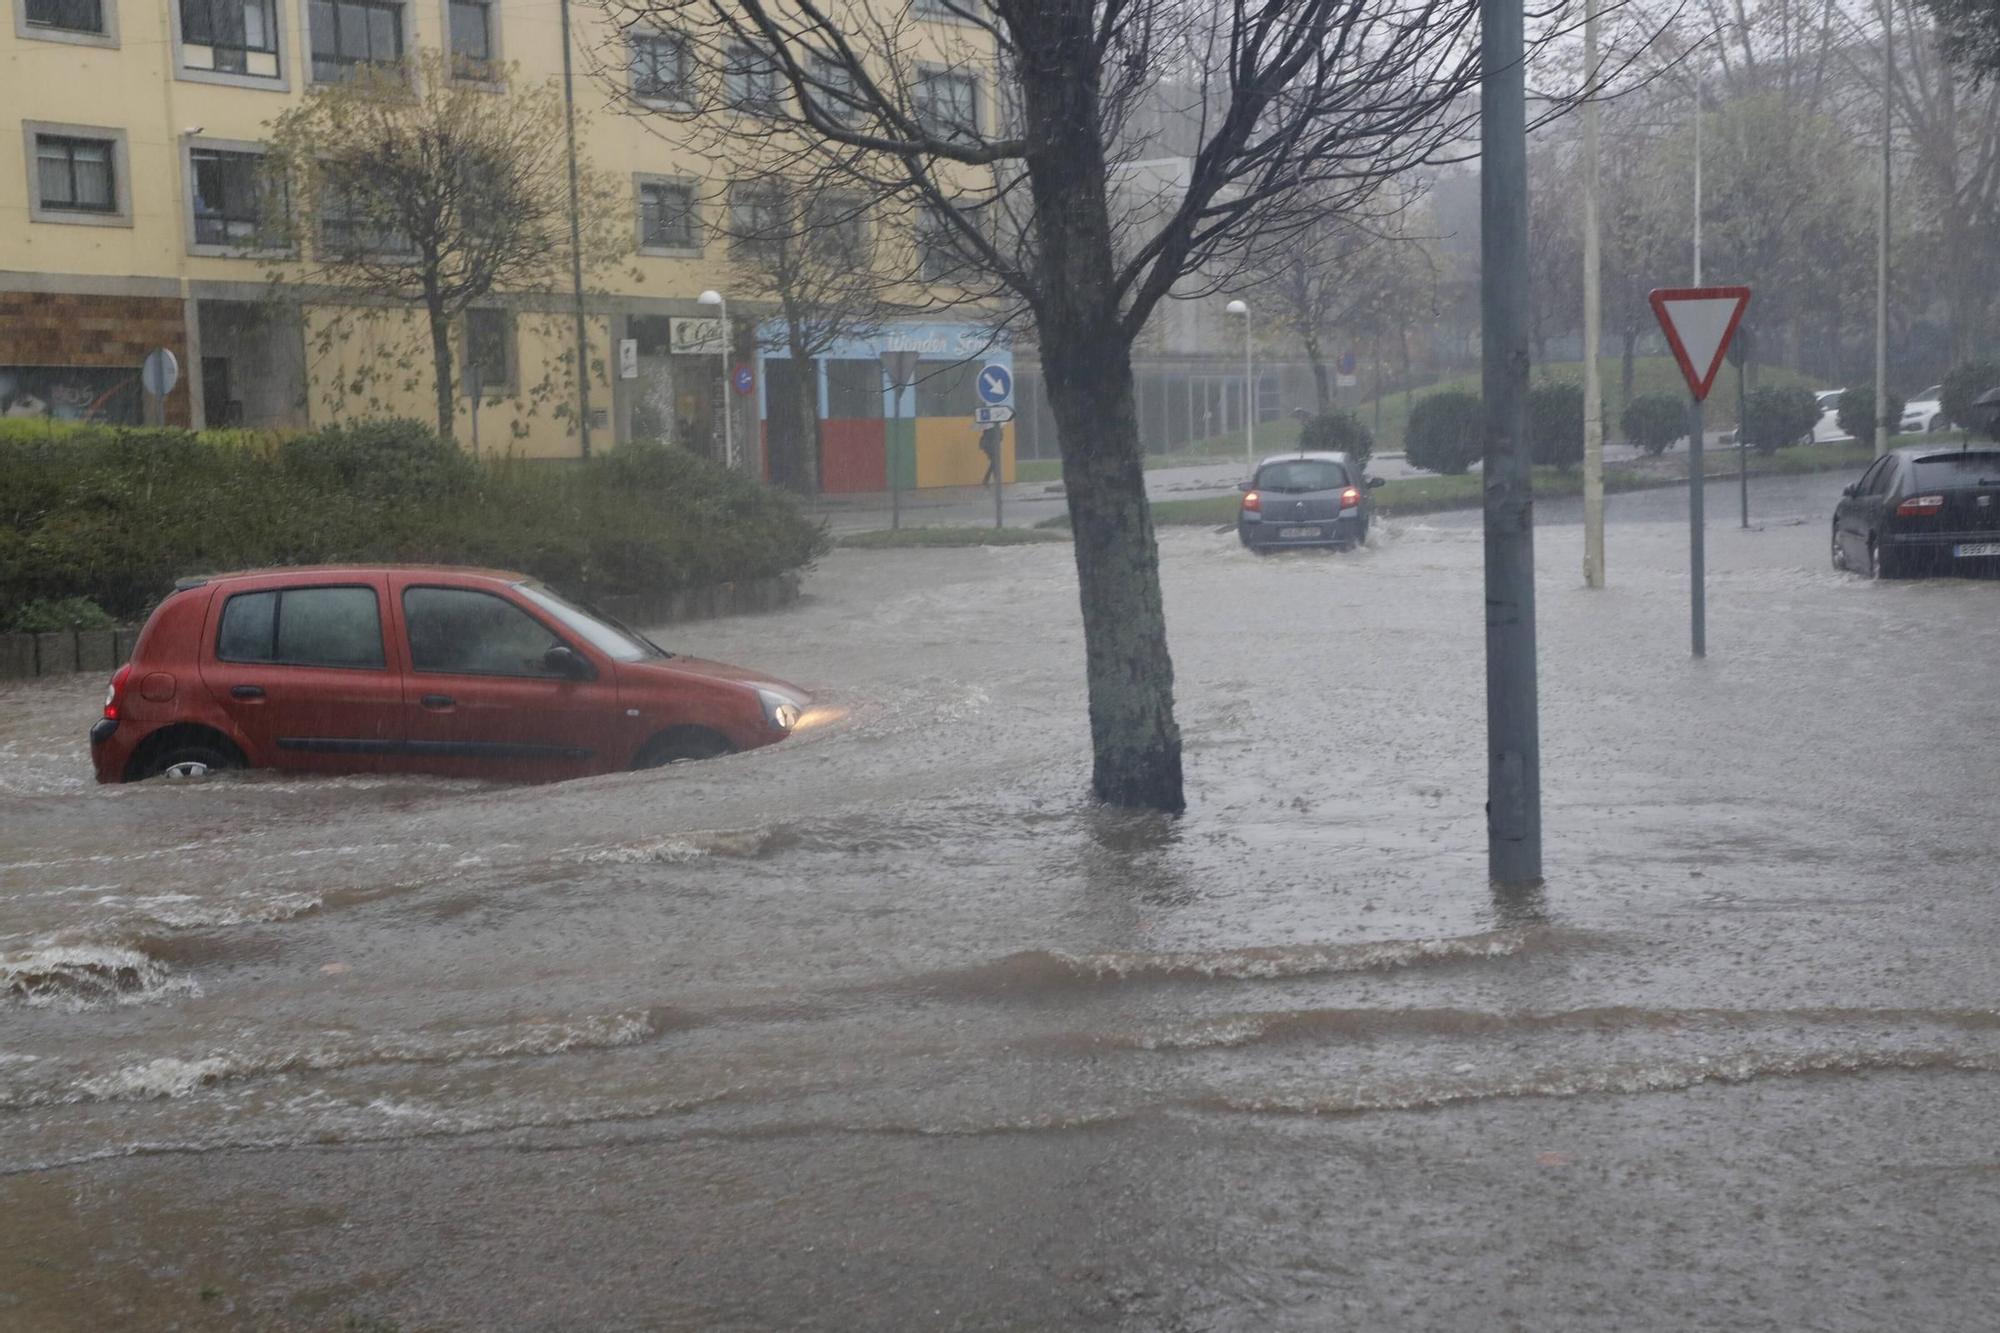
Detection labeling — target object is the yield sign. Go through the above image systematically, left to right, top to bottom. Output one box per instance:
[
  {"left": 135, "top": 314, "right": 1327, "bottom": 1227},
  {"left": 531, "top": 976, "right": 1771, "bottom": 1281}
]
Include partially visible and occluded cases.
[{"left": 1650, "top": 286, "right": 1751, "bottom": 402}]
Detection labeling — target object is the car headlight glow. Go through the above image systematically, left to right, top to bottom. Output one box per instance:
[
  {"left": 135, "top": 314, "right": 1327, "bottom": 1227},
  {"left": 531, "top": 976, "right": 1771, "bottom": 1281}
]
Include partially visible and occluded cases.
[{"left": 757, "top": 687, "right": 803, "bottom": 732}]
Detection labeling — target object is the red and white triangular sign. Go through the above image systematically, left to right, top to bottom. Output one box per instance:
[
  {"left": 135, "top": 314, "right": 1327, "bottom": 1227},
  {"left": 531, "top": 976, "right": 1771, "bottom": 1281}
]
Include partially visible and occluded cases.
[{"left": 1650, "top": 287, "right": 1751, "bottom": 403}]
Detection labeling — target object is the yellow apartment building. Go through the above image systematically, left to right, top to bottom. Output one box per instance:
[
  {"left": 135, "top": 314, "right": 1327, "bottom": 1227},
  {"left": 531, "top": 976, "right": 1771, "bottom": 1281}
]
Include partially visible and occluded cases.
[{"left": 1, "top": 0, "right": 1015, "bottom": 486}]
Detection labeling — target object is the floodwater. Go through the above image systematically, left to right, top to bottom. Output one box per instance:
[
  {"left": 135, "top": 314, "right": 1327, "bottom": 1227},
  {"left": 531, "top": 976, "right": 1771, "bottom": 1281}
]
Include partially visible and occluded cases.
[{"left": 4, "top": 471, "right": 2000, "bottom": 1330}]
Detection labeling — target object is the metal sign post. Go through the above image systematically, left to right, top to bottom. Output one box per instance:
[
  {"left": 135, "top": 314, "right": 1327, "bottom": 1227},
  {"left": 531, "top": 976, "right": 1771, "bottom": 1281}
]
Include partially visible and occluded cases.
[
  {"left": 1650, "top": 286, "right": 1752, "bottom": 660},
  {"left": 1728, "top": 324, "right": 1753, "bottom": 529},
  {"left": 141, "top": 348, "right": 179, "bottom": 428},
  {"left": 880, "top": 350, "right": 920, "bottom": 531},
  {"left": 975, "top": 366, "right": 1012, "bottom": 530}
]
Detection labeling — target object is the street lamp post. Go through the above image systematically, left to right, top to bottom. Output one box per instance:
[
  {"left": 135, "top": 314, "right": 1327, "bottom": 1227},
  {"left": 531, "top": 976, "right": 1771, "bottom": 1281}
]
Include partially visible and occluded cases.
[
  {"left": 697, "top": 290, "right": 735, "bottom": 471},
  {"left": 1226, "top": 299, "right": 1253, "bottom": 466}
]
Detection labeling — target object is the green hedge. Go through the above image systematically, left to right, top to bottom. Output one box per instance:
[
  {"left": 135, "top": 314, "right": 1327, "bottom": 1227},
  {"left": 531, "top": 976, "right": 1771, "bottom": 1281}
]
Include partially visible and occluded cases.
[{"left": 0, "top": 419, "right": 827, "bottom": 625}]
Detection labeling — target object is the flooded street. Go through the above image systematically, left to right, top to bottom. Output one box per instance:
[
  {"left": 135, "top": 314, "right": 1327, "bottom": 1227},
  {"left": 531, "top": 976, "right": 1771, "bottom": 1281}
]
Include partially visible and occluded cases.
[{"left": 5, "top": 470, "right": 2000, "bottom": 1330}]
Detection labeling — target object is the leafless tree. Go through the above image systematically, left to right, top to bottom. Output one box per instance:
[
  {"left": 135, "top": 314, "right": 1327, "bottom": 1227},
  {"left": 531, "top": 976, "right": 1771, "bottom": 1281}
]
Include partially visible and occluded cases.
[
  {"left": 600, "top": 0, "right": 1561, "bottom": 812},
  {"left": 264, "top": 54, "right": 629, "bottom": 442},
  {"left": 717, "top": 170, "right": 896, "bottom": 491},
  {"left": 1242, "top": 186, "right": 1441, "bottom": 412}
]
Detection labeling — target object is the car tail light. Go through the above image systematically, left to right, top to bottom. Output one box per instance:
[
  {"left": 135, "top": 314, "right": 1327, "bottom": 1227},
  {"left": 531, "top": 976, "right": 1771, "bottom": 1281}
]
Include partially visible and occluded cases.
[
  {"left": 1340, "top": 487, "right": 1361, "bottom": 509},
  {"left": 1242, "top": 490, "right": 1261, "bottom": 512},
  {"left": 1897, "top": 494, "right": 1945, "bottom": 516},
  {"left": 104, "top": 664, "right": 131, "bottom": 721}
]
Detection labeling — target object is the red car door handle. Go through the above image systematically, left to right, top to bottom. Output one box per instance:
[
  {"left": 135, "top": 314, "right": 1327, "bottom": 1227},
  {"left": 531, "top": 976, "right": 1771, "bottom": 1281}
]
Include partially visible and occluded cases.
[
  {"left": 230, "top": 685, "right": 265, "bottom": 700},
  {"left": 421, "top": 694, "right": 455, "bottom": 710}
]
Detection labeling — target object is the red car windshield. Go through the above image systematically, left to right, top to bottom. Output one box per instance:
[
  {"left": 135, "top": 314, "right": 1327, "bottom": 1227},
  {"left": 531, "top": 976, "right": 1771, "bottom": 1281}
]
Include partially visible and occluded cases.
[{"left": 513, "top": 584, "right": 668, "bottom": 662}]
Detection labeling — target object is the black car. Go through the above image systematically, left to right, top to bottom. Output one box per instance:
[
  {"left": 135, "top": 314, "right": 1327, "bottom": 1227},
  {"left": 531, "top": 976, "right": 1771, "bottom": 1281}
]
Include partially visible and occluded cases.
[
  {"left": 1832, "top": 445, "right": 2000, "bottom": 578},
  {"left": 1237, "top": 451, "right": 1385, "bottom": 553}
]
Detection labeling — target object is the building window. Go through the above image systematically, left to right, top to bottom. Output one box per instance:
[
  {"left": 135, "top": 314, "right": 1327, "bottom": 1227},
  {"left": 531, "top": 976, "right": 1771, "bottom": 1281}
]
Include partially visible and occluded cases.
[
  {"left": 24, "top": 0, "right": 102, "bottom": 32},
  {"left": 308, "top": 0, "right": 403, "bottom": 82},
  {"left": 448, "top": 0, "right": 493, "bottom": 80},
  {"left": 181, "top": 1, "right": 279, "bottom": 75},
  {"left": 630, "top": 32, "right": 690, "bottom": 104},
  {"left": 724, "top": 45, "right": 782, "bottom": 116},
  {"left": 807, "top": 55, "right": 857, "bottom": 127},
  {"left": 914, "top": 68, "right": 980, "bottom": 140},
  {"left": 36, "top": 135, "right": 116, "bottom": 214},
  {"left": 192, "top": 148, "right": 282, "bottom": 249},
  {"left": 639, "top": 179, "right": 697, "bottom": 252},
  {"left": 729, "top": 183, "right": 786, "bottom": 257},
  {"left": 318, "top": 185, "right": 411, "bottom": 256},
  {"left": 807, "top": 194, "right": 869, "bottom": 262},
  {"left": 916, "top": 205, "right": 964, "bottom": 283},
  {"left": 463, "top": 308, "right": 512, "bottom": 394}
]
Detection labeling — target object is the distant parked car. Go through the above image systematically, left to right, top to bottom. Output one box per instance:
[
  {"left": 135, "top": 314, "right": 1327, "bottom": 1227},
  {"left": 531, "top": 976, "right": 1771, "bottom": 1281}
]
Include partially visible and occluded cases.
[
  {"left": 1901, "top": 385, "right": 1947, "bottom": 435},
  {"left": 1810, "top": 389, "right": 1851, "bottom": 443},
  {"left": 1832, "top": 446, "right": 2000, "bottom": 578},
  {"left": 1237, "top": 452, "right": 1384, "bottom": 553},
  {"left": 91, "top": 565, "right": 808, "bottom": 783}
]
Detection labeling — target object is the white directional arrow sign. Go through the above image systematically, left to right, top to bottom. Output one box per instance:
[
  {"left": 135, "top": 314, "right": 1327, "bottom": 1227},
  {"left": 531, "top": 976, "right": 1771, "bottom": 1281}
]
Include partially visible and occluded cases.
[{"left": 1650, "top": 286, "right": 1751, "bottom": 403}]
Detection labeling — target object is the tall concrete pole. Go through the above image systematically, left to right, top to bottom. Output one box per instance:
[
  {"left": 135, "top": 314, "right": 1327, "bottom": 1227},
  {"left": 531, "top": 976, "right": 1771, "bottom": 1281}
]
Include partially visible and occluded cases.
[
  {"left": 559, "top": 0, "right": 594, "bottom": 459},
  {"left": 1482, "top": 0, "right": 1542, "bottom": 885},
  {"left": 1581, "top": 0, "right": 1605, "bottom": 589},
  {"left": 1874, "top": 8, "right": 1894, "bottom": 457},
  {"left": 1693, "top": 69, "right": 1703, "bottom": 285}
]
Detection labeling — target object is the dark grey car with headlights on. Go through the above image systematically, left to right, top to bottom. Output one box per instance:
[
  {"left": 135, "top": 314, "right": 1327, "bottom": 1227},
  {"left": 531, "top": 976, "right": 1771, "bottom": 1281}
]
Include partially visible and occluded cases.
[{"left": 1236, "top": 452, "right": 1384, "bottom": 553}]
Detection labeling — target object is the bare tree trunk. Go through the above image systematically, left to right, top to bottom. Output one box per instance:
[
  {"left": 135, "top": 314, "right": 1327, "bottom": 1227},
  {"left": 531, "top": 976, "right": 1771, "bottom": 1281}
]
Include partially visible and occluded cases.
[
  {"left": 1025, "top": 46, "right": 1184, "bottom": 812},
  {"left": 427, "top": 299, "right": 456, "bottom": 442},
  {"left": 1301, "top": 327, "right": 1331, "bottom": 412},
  {"left": 1048, "top": 333, "right": 1184, "bottom": 813},
  {"left": 791, "top": 350, "right": 821, "bottom": 494}
]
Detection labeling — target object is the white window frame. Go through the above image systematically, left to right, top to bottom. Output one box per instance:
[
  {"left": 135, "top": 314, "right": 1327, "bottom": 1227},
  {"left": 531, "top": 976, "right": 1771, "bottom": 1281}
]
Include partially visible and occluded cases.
[
  {"left": 13, "top": 0, "right": 119, "bottom": 49},
  {"left": 174, "top": 0, "right": 289, "bottom": 90},
  {"left": 301, "top": 0, "right": 407, "bottom": 85},
  {"left": 441, "top": 0, "right": 501, "bottom": 85},
  {"left": 628, "top": 30, "right": 693, "bottom": 108},
  {"left": 723, "top": 44, "right": 784, "bottom": 118},
  {"left": 913, "top": 65, "right": 982, "bottom": 141},
  {"left": 24, "top": 121, "right": 132, "bottom": 228},
  {"left": 183, "top": 136, "right": 291, "bottom": 258},
  {"left": 634, "top": 173, "right": 702, "bottom": 257},
  {"left": 461, "top": 306, "right": 516, "bottom": 396}
]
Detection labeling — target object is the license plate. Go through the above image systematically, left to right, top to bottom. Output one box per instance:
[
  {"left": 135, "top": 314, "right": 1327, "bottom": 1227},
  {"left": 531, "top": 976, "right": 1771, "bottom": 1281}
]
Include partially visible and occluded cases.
[
  {"left": 1278, "top": 526, "right": 1321, "bottom": 539},
  {"left": 1954, "top": 543, "right": 2000, "bottom": 558}
]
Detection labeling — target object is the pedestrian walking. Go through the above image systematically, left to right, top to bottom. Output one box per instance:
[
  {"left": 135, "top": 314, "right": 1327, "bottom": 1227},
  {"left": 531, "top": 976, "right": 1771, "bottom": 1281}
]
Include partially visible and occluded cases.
[{"left": 978, "top": 423, "right": 1003, "bottom": 486}]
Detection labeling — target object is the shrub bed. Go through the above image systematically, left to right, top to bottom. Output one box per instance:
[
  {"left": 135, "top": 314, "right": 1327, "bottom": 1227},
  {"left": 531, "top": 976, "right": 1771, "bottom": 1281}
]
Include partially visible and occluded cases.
[{"left": 0, "top": 419, "right": 827, "bottom": 625}]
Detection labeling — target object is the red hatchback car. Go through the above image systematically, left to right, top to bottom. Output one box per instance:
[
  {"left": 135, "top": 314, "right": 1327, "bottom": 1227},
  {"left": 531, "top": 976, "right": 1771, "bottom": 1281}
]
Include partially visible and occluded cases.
[{"left": 90, "top": 566, "right": 809, "bottom": 784}]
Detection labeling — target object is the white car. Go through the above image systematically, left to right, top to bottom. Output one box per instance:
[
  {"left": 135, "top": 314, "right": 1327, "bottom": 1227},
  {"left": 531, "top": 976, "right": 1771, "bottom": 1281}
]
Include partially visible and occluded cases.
[
  {"left": 1901, "top": 385, "right": 1947, "bottom": 434},
  {"left": 1810, "top": 389, "right": 1851, "bottom": 443}
]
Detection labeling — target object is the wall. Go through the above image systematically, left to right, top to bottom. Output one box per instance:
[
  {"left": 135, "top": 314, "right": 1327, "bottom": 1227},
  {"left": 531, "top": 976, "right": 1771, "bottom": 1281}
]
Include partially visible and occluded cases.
[{"left": 0, "top": 290, "right": 194, "bottom": 425}]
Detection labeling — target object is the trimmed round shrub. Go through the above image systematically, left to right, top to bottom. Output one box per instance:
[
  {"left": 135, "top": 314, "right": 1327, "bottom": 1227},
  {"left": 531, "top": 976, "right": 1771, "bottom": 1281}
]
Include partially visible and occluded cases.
[
  {"left": 1942, "top": 360, "right": 2000, "bottom": 433},
  {"left": 1526, "top": 382, "right": 1584, "bottom": 469},
  {"left": 1739, "top": 385, "right": 1819, "bottom": 453},
  {"left": 1837, "top": 387, "right": 1905, "bottom": 448},
  {"left": 1405, "top": 391, "right": 1483, "bottom": 475},
  {"left": 1620, "top": 392, "right": 1685, "bottom": 456},
  {"left": 1296, "top": 410, "right": 1374, "bottom": 471},
  {"left": 278, "top": 418, "right": 474, "bottom": 501}
]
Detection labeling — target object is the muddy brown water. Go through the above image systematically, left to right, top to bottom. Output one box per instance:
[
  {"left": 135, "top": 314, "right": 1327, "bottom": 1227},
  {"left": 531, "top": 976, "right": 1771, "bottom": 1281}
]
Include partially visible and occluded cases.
[{"left": 3, "top": 473, "right": 1999, "bottom": 1330}]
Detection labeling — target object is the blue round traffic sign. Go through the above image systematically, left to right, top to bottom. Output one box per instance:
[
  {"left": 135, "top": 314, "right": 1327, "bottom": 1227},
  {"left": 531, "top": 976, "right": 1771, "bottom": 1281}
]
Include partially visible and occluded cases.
[
  {"left": 976, "top": 363, "right": 1012, "bottom": 405},
  {"left": 731, "top": 364, "right": 755, "bottom": 396}
]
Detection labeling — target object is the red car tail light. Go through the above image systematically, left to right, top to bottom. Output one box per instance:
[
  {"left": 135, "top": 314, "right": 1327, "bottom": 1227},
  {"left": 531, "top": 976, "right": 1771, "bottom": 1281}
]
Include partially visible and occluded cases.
[
  {"left": 1340, "top": 487, "right": 1361, "bottom": 509},
  {"left": 1242, "top": 490, "right": 1261, "bottom": 512},
  {"left": 1896, "top": 494, "right": 1945, "bottom": 517},
  {"left": 104, "top": 663, "right": 131, "bottom": 721}
]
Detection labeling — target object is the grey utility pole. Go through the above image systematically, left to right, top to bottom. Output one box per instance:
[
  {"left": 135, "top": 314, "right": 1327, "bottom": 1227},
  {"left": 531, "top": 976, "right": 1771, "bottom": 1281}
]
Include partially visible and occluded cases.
[
  {"left": 559, "top": 0, "right": 593, "bottom": 459},
  {"left": 1481, "top": 0, "right": 1542, "bottom": 885},
  {"left": 1581, "top": 0, "right": 1605, "bottom": 588},
  {"left": 1874, "top": 12, "right": 1894, "bottom": 457}
]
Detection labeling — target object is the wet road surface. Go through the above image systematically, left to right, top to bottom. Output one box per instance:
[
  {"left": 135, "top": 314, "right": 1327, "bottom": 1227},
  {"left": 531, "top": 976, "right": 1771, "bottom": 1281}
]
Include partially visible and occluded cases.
[{"left": 4, "top": 471, "right": 1999, "bottom": 1330}]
